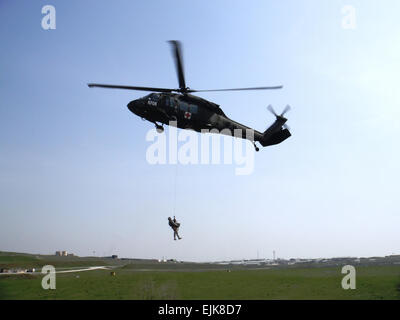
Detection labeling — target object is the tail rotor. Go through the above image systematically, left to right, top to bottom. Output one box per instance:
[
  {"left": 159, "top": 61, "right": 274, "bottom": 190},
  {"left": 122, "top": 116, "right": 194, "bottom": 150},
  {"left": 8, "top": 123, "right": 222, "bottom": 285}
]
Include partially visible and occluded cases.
[{"left": 267, "top": 105, "right": 291, "bottom": 130}]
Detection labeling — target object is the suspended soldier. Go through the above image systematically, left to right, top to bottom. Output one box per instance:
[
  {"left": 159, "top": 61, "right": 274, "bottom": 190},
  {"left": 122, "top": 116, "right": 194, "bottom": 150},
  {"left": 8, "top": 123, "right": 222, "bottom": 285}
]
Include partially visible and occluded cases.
[{"left": 168, "top": 216, "right": 182, "bottom": 240}]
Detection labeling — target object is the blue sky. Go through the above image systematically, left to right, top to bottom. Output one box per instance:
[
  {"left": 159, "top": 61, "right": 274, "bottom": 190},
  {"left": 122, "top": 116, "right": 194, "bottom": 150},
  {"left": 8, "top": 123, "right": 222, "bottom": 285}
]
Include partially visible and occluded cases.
[{"left": 1, "top": 0, "right": 399, "bottom": 261}]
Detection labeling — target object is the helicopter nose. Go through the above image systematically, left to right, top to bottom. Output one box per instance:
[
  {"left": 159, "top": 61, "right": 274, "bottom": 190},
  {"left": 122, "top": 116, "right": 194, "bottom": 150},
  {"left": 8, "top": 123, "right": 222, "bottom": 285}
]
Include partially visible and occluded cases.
[{"left": 127, "top": 100, "right": 139, "bottom": 114}]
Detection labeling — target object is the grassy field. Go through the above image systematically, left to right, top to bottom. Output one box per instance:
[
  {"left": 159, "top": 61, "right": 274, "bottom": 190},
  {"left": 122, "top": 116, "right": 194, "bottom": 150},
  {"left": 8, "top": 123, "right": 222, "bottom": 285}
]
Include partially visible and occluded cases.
[
  {"left": 0, "top": 251, "right": 124, "bottom": 269},
  {"left": 1, "top": 252, "right": 399, "bottom": 300},
  {"left": 1, "top": 266, "right": 400, "bottom": 299}
]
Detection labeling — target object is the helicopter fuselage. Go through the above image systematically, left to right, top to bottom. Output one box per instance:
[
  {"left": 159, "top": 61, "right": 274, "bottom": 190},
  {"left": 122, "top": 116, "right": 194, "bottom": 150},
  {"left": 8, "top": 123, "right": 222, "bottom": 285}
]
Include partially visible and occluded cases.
[{"left": 127, "top": 92, "right": 267, "bottom": 144}]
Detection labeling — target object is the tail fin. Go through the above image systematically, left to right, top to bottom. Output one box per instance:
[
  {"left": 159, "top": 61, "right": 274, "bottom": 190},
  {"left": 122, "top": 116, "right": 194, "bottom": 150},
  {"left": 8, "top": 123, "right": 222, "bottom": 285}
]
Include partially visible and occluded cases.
[
  {"left": 260, "top": 105, "right": 291, "bottom": 147},
  {"left": 260, "top": 127, "right": 291, "bottom": 147}
]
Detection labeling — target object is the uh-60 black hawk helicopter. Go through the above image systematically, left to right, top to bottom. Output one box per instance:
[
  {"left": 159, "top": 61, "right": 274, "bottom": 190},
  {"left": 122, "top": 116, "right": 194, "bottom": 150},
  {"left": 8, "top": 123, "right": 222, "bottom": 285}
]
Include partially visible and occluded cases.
[{"left": 88, "top": 41, "right": 291, "bottom": 151}]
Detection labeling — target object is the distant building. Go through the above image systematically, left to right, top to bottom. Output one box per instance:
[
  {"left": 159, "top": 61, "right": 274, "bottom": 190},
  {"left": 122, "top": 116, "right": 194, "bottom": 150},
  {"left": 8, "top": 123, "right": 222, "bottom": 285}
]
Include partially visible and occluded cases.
[
  {"left": 56, "top": 251, "right": 71, "bottom": 256},
  {"left": 111, "top": 255, "right": 118, "bottom": 259},
  {"left": 13, "top": 268, "right": 27, "bottom": 274}
]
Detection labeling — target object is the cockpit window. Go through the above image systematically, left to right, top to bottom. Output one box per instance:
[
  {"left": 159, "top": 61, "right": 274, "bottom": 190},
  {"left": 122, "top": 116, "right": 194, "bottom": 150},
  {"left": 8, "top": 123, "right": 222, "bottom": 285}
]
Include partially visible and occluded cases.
[
  {"left": 143, "top": 93, "right": 159, "bottom": 101},
  {"left": 148, "top": 93, "right": 160, "bottom": 101},
  {"left": 166, "top": 96, "right": 174, "bottom": 107}
]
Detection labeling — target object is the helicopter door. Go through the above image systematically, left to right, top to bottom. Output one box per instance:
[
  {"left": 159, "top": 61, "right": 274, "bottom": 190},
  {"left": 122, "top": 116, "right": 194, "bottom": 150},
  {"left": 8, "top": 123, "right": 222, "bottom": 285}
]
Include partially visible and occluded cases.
[
  {"left": 166, "top": 96, "right": 178, "bottom": 120},
  {"left": 170, "top": 97, "right": 178, "bottom": 112},
  {"left": 179, "top": 101, "right": 190, "bottom": 121},
  {"left": 182, "top": 103, "right": 198, "bottom": 121},
  {"left": 189, "top": 104, "right": 198, "bottom": 119}
]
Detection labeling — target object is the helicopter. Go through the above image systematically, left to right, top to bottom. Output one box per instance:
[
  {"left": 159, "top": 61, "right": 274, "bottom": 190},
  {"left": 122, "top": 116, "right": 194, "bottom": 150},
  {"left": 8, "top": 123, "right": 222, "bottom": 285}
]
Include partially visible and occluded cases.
[{"left": 88, "top": 41, "right": 291, "bottom": 151}]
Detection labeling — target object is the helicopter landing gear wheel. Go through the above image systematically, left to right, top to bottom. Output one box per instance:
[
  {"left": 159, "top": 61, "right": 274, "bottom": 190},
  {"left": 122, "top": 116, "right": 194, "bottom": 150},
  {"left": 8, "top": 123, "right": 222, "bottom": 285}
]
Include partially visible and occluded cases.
[
  {"left": 155, "top": 124, "right": 164, "bottom": 133},
  {"left": 253, "top": 142, "right": 259, "bottom": 152}
]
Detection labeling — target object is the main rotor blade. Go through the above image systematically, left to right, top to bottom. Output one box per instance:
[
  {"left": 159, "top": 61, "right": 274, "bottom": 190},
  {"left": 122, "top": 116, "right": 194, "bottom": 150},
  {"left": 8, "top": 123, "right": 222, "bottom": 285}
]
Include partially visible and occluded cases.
[
  {"left": 168, "top": 40, "right": 186, "bottom": 91},
  {"left": 88, "top": 83, "right": 175, "bottom": 93},
  {"left": 188, "top": 85, "right": 283, "bottom": 93}
]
